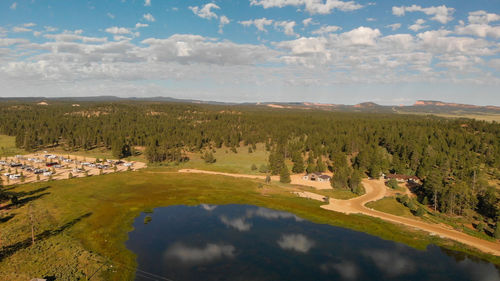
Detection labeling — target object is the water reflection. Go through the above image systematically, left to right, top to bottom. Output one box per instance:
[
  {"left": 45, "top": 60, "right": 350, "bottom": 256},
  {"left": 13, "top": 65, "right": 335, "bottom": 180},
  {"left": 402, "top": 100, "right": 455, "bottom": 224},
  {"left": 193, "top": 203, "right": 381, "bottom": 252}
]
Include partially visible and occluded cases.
[{"left": 126, "top": 204, "right": 500, "bottom": 281}]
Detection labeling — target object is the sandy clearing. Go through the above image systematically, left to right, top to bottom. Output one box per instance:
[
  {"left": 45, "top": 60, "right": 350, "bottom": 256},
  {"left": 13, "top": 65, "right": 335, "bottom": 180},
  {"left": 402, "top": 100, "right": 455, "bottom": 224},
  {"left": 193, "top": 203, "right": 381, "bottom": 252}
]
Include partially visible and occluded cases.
[
  {"left": 178, "top": 169, "right": 500, "bottom": 256},
  {"left": 178, "top": 169, "right": 332, "bottom": 189}
]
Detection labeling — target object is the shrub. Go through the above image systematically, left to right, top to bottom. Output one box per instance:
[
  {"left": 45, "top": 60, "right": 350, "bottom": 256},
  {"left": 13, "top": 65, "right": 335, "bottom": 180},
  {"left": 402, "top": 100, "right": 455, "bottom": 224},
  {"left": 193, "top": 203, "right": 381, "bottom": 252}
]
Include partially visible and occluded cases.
[
  {"left": 251, "top": 164, "right": 257, "bottom": 171},
  {"left": 386, "top": 178, "right": 399, "bottom": 189}
]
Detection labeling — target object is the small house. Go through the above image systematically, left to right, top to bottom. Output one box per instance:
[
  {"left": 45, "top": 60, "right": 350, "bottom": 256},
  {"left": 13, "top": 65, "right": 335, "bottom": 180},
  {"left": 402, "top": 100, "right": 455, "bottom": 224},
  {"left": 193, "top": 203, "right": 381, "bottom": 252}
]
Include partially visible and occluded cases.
[
  {"left": 303, "top": 172, "right": 331, "bottom": 182},
  {"left": 385, "top": 174, "right": 420, "bottom": 184}
]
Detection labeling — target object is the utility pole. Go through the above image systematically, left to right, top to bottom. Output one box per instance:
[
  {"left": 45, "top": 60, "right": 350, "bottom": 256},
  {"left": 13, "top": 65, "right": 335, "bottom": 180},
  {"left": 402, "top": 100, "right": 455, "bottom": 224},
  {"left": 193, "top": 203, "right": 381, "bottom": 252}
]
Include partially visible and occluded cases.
[{"left": 28, "top": 203, "right": 35, "bottom": 245}]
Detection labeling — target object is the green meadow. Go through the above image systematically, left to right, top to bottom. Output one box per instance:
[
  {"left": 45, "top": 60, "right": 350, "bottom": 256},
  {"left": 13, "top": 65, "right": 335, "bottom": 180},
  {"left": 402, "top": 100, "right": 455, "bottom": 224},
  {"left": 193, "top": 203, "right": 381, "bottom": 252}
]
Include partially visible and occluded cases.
[{"left": 1, "top": 167, "right": 499, "bottom": 281}]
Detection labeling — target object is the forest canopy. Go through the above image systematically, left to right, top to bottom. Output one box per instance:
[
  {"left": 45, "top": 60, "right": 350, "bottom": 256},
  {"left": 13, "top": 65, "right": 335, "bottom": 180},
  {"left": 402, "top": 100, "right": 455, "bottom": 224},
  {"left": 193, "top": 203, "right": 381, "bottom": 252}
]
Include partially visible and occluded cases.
[{"left": 0, "top": 101, "right": 498, "bottom": 219}]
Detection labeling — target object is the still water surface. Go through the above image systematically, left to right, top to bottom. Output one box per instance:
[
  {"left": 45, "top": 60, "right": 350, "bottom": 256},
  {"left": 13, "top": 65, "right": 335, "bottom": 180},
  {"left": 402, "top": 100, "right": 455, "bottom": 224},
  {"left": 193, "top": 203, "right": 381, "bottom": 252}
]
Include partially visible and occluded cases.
[{"left": 126, "top": 204, "right": 500, "bottom": 281}]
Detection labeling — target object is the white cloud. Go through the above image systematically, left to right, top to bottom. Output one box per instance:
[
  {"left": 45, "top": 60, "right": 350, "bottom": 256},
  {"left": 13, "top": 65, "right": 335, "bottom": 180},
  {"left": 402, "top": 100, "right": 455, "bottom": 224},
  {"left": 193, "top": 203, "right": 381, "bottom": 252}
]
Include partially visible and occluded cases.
[
  {"left": 144, "top": 0, "right": 151, "bottom": 7},
  {"left": 250, "top": 0, "right": 363, "bottom": 14},
  {"left": 10, "top": 2, "right": 17, "bottom": 10},
  {"left": 189, "top": 3, "right": 220, "bottom": 20},
  {"left": 392, "top": 5, "right": 455, "bottom": 24},
  {"left": 468, "top": 10, "right": 500, "bottom": 24},
  {"left": 107, "top": 13, "right": 115, "bottom": 19},
  {"left": 143, "top": 13, "right": 155, "bottom": 22},
  {"left": 218, "top": 15, "right": 230, "bottom": 34},
  {"left": 366, "top": 17, "right": 376, "bottom": 22},
  {"left": 239, "top": 18, "right": 274, "bottom": 32},
  {"left": 302, "top": 18, "right": 315, "bottom": 27},
  {"left": 409, "top": 19, "right": 428, "bottom": 32},
  {"left": 274, "top": 21, "right": 297, "bottom": 36},
  {"left": 24, "top": 23, "right": 36, "bottom": 27},
  {"left": 135, "top": 23, "right": 149, "bottom": 28},
  {"left": 386, "top": 23, "right": 401, "bottom": 31},
  {"left": 455, "top": 23, "right": 500, "bottom": 39},
  {"left": 311, "top": 25, "right": 342, "bottom": 35},
  {"left": 44, "top": 26, "right": 58, "bottom": 32},
  {"left": 341, "top": 26, "right": 381, "bottom": 46},
  {"left": 12, "top": 27, "right": 32, "bottom": 33},
  {"left": 105, "top": 27, "right": 132, "bottom": 35},
  {"left": 0, "top": 38, "right": 29, "bottom": 47},
  {"left": 220, "top": 215, "right": 252, "bottom": 231},
  {"left": 277, "top": 234, "right": 315, "bottom": 253},
  {"left": 165, "top": 243, "right": 235, "bottom": 264}
]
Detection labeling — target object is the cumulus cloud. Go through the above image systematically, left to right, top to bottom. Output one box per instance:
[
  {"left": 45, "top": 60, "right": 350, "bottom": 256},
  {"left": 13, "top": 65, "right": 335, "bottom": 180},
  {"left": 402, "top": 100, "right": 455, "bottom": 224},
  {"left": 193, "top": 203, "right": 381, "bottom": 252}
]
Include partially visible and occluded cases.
[
  {"left": 144, "top": 0, "right": 151, "bottom": 7},
  {"left": 250, "top": 0, "right": 363, "bottom": 14},
  {"left": 10, "top": 2, "right": 17, "bottom": 10},
  {"left": 189, "top": 3, "right": 220, "bottom": 20},
  {"left": 392, "top": 5, "right": 455, "bottom": 24},
  {"left": 468, "top": 10, "right": 500, "bottom": 24},
  {"left": 107, "top": 13, "right": 115, "bottom": 19},
  {"left": 143, "top": 13, "right": 155, "bottom": 22},
  {"left": 218, "top": 15, "right": 230, "bottom": 34},
  {"left": 239, "top": 18, "right": 274, "bottom": 32},
  {"left": 302, "top": 18, "right": 316, "bottom": 27},
  {"left": 409, "top": 19, "right": 428, "bottom": 32},
  {"left": 274, "top": 21, "right": 297, "bottom": 36},
  {"left": 135, "top": 23, "right": 149, "bottom": 28},
  {"left": 386, "top": 23, "right": 401, "bottom": 31},
  {"left": 455, "top": 23, "right": 500, "bottom": 39},
  {"left": 311, "top": 25, "right": 342, "bottom": 35},
  {"left": 341, "top": 26, "right": 381, "bottom": 46},
  {"left": 105, "top": 27, "right": 132, "bottom": 35},
  {"left": 247, "top": 207, "right": 302, "bottom": 221},
  {"left": 220, "top": 215, "right": 252, "bottom": 231},
  {"left": 277, "top": 234, "right": 315, "bottom": 253},
  {"left": 165, "top": 243, "right": 235, "bottom": 264}
]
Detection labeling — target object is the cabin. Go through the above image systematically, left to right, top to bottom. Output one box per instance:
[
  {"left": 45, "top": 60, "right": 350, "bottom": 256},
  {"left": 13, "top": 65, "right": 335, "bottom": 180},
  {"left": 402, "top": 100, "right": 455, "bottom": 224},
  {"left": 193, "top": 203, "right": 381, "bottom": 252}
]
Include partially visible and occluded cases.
[
  {"left": 303, "top": 172, "right": 331, "bottom": 182},
  {"left": 9, "top": 174, "right": 21, "bottom": 180},
  {"left": 385, "top": 174, "right": 420, "bottom": 184}
]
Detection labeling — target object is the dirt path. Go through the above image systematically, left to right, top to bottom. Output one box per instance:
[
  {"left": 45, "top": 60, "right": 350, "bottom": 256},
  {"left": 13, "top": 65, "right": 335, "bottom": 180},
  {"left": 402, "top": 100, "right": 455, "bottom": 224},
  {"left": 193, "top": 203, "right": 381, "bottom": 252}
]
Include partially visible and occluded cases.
[
  {"left": 178, "top": 169, "right": 332, "bottom": 189},
  {"left": 179, "top": 169, "right": 500, "bottom": 256},
  {"left": 321, "top": 179, "right": 500, "bottom": 256}
]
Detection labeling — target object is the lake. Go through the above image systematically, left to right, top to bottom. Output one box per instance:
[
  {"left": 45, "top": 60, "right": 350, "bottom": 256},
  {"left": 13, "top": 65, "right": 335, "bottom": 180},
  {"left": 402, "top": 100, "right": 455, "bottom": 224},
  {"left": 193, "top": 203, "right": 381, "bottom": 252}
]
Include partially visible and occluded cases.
[{"left": 126, "top": 204, "right": 500, "bottom": 281}]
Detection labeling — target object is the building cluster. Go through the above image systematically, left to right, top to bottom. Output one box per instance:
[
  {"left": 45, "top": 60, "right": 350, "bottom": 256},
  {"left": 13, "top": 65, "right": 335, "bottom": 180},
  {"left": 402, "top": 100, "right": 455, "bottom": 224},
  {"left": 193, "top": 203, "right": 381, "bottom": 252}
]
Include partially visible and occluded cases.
[{"left": 0, "top": 153, "right": 135, "bottom": 184}]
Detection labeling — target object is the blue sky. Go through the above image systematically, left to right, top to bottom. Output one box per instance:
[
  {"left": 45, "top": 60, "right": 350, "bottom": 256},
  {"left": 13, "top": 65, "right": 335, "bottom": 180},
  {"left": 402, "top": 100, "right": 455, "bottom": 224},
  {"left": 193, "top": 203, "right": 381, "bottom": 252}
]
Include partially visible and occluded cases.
[{"left": 0, "top": 0, "right": 499, "bottom": 105}]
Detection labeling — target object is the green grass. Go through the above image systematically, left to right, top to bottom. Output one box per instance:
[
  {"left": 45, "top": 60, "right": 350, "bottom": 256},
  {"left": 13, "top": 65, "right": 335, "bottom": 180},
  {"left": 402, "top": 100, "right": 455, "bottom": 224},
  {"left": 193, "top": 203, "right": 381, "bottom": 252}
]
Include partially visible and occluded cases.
[
  {"left": 0, "top": 135, "right": 25, "bottom": 157},
  {"left": 180, "top": 144, "right": 270, "bottom": 174},
  {"left": 1, "top": 168, "right": 499, "bottom": 281},
  {"left": 366, "top": 196, "right": 417, "bottom": 218}
]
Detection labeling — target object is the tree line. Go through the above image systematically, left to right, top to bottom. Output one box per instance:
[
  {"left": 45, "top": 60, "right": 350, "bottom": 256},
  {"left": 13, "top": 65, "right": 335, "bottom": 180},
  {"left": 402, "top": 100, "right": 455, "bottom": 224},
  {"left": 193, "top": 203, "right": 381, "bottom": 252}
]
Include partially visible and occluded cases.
[{"left": 0, "top": 101, "right": 498, "bottom": 220}]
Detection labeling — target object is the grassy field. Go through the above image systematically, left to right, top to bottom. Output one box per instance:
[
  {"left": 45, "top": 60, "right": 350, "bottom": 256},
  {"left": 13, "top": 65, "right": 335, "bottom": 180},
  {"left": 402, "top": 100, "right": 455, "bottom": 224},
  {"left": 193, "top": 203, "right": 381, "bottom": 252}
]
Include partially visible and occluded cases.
[
  {"left": 0, "top": 135, "right": 25, "bottom": 157},
  {"left": 180, "top": 144, "right": 270, "bottom": 174},
  {"left": 1, "top": 167, "right": 499, "bottom": 281},
  {"left": 366, "top": 196, "right": 416, "bottom": 218}
]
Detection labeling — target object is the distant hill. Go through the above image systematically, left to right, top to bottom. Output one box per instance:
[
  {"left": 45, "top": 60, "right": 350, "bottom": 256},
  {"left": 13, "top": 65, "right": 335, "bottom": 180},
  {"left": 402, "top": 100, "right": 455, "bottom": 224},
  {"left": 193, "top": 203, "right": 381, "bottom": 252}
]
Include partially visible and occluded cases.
[{"left": 0, "top": 96, "right": 498, "bottom": 121}]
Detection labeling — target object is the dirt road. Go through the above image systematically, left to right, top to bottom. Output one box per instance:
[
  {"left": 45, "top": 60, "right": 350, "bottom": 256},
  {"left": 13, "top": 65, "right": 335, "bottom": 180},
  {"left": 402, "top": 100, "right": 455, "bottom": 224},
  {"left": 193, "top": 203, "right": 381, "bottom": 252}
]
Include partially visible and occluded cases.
[
  {"left": 178, "top": 169, "right": 332, "bottom": 189},
  {"left": 179, "top": 169, "right": 500, "bottom": 256},
  {"left": 321, "top": 179, "right": 500, "bottom": 256}
]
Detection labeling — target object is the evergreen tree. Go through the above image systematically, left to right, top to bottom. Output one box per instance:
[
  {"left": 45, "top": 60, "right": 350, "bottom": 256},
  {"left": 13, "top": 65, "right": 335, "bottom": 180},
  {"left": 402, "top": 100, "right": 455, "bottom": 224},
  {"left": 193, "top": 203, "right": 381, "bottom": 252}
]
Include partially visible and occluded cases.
[
  {"left": 291, "top": 152, "right": 305, "bottom": 173},
  {"left": 279, "top": 165, "right": 291, "bottom": 183}
]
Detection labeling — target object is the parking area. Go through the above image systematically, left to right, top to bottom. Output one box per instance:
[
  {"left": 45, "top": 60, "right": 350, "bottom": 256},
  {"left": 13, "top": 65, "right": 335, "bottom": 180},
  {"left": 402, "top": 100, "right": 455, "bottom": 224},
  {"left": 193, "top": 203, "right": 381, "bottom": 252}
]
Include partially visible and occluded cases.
[{"left": 0, "top": 153, "right": 147, "bottom": 186}]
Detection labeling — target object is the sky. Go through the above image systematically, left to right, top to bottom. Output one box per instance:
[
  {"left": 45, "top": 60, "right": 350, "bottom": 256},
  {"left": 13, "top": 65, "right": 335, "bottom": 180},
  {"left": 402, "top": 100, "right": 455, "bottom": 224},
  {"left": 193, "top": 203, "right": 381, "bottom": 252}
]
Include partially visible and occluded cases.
[{"left": 0, "top": 0, "right": 499, "bottom": 105}]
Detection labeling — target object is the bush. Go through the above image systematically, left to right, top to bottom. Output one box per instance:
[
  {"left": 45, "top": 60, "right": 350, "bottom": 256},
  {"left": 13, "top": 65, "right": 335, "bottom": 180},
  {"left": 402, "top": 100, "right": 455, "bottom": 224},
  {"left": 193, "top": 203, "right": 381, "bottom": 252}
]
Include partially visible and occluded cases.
[
  {"left": 251, "top": 164, "right": 257, "bottom": 171},
  {"left": 259, "top": 164, "right": 268, "bottom": 173},
  {"left": 386, "top": 178, "right": 399, "bottom": 189},
  {"left": 415, "top": 206, "right": 425, "bottom": 217},
  {"left": 476, "top": 222, "right": 485, "bottom": 232}
]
